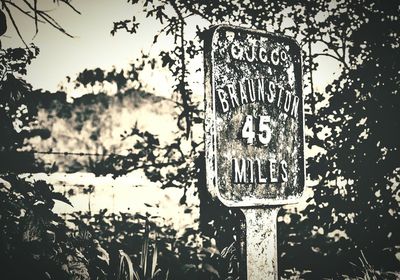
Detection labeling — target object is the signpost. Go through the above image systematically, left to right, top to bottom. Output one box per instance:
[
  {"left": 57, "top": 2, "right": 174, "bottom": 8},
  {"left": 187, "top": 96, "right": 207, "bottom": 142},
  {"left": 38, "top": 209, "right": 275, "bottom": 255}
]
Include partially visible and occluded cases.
[{"left": 204, "top": 25, "right": 304, "bottom": 280}]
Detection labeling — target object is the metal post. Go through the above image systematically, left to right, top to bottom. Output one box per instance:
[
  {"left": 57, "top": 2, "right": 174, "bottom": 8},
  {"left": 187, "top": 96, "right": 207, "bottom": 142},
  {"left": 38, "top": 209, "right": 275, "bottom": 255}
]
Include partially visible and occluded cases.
[{"left": 241, "top": 207, "right": 279, "bottom": 280}]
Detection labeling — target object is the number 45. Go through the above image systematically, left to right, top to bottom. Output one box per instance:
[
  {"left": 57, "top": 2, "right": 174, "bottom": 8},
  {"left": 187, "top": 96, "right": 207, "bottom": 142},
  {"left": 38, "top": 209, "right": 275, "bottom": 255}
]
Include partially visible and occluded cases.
[{"left": 241, "top": 115, "right": 272, "bottom": 145}]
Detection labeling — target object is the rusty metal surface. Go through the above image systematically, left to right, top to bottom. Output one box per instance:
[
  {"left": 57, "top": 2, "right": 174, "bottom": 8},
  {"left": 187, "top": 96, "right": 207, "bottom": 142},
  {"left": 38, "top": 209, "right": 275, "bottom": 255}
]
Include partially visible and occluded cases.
[
  {"left": 204, "top": 25, "right": 304, "bottom": 207},
  {"left": 242, "top": 207, "right": 278, "bottom": 280}
]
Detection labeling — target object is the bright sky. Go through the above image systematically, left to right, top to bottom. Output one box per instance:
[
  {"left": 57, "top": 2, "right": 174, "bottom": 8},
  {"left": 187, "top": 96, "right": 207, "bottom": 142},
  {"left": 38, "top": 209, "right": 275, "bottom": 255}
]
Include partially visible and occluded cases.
[
  {"left": 2, "top": 0, "right": 338, "bottom": 95},
  {"left": 2, "top": 0, "right": 172, "bottom": 94},
  {"left": 2, "top": 0, "right": 342, "bottom": 214},
  {"left": 2, "top": 0, "right": 341, "bottom": 174}
]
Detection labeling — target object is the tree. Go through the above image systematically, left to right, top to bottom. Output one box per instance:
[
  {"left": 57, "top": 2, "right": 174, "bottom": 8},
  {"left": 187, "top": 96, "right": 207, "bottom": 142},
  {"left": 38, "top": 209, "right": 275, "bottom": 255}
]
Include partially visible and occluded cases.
[
  {"left": 0, "top": 0, "right": 81, "bottom": 172},
  {"left": 109, "top": 0, "right": 399, "bottom": 277},
  {"left": 309, "top": 0, "right": 400, "bottom": 270},
  {"left": 0, "top": 3, "right": 95, "bottom": 279},
  {"left": 0, "top": 45, "right": 49, "bottom": 172}
]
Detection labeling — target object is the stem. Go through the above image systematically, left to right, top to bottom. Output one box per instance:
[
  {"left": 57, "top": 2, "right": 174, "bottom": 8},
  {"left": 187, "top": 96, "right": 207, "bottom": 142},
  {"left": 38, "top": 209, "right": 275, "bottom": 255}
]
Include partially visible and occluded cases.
[
  {"left": 169, "top": 0, "right": 191, "bottom": 138},
  {"left": 306, "top": 18, "right": 316, "bottom": 115}
]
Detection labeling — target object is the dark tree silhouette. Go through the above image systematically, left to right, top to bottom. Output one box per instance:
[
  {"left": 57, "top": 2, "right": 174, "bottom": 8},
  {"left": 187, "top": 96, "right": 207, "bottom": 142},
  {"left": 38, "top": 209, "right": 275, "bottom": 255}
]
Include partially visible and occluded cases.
[
  {"left": 0, "top": 0, "right": 81, "bottom": 172},
  {"left": 2, "top": 0, "right": 397, "bottom": 278},
  {"left": 110, "top": 0, "right": 400, "bottom": 277},
  {"left": 308, "top": 0, "right": 400, "bottom": 271},
  {"left": 0, "top": 45, "right": 50, "bottom": 172}
]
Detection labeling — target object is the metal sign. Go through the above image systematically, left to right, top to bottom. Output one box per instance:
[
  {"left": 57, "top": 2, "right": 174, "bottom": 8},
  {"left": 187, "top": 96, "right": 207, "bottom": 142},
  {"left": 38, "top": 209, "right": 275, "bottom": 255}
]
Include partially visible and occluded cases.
[{"left": 204, "top": 25, "right": 304, "bottom": 207}]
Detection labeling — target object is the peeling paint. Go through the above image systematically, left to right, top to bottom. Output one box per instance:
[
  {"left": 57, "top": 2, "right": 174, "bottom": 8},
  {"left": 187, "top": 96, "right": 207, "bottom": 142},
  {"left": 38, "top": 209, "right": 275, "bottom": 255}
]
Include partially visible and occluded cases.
[
  {"left": 204, "top": 25, "right": 305, "bottom": 207},
  {"left": 204, "top": 25, "right": 305, "bottom": 280},
  {"left": 242, "top": 207, "right": 278, "bottom": 280}
]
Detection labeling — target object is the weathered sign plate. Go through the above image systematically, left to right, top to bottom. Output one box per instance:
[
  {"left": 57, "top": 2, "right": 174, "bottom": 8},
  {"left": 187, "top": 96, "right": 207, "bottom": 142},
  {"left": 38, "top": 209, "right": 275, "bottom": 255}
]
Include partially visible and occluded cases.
[{"left": 204, "top": 25, "right": 304, "bottom": 207}]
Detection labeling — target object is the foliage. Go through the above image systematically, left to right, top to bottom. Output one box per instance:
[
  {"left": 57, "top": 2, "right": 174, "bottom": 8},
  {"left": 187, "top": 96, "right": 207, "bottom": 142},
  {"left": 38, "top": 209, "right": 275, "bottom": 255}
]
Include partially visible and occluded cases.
[
  {"left": 0, "top": 0, "right": 241, "bottom": 279},
  {"left": 1, "top": 0, "right": 399, "bottom": 278},
  {"left": 108, "top": 0, "right": 244, "bottom": 258},
  {"left": 109, "top": 0, "right": 400, "bottom": 277},
  {"left": 304, "top": 0, "right": 400, "bottom": 274},
  {"left": 0, "top": 46, "right": 52, "bottom": 172},
  {"left": 65, "top": 59, "right": 147, "bottom": 93},
  {"left": 0, "top": 173, "right": 241, "bottom": 279},
  {"left": 0, "top": 175, "right": 88, "bottom": 279},
  {"left": 64, "top": 207, "right": 242, "bottom": 280},
  {"left": 342, "top": 251, "right": 400, "bottom": 280}
]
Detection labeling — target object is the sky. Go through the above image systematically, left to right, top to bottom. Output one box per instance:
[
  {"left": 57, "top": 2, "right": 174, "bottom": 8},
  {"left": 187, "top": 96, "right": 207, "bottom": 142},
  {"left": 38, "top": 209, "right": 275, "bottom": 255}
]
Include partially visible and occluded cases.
[
  {"left": 1, "top": 0, "right": 342, "bottom": 215},
  {"left": 1, "top": 0, "right": 341, "bottom": 182},
  {"left": 2, "top": 0, "right": 339, "bottom": 96},
  {"left": 2, "top": 0, "right": 175, "bottom": 95}
]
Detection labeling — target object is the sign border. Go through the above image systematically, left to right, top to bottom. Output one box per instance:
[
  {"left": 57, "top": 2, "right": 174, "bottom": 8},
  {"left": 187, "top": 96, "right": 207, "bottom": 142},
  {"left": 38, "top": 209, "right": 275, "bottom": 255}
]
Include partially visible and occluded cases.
[{"left": 204, "top": 24, "right": 305, "bottom": 207}]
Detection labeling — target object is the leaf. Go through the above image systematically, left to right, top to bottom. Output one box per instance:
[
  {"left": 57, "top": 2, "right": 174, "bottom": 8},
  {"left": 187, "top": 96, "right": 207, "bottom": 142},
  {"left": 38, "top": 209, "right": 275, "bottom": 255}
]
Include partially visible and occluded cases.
[
  {"left": 155, "top": 5, "right": 167, "bottom": 24},
  {"left": 146, "top": 10, "right": 154, "bottom": 18},
  {"left": 153, "top": 34, "right": 159, "bottom": 44},
  {"left": 160, "top": 51, "right": 175, "bottom": 68},
  {"left": 51, "top": 192, "right": 73, "bottom": 206},
  {"left": 141, "top": 220, "right": 150, "bottom": 277},
  {"left": 151, "top": 242, "right": 158, "bottom": 277},
  {"left": 203, "top": 263, "right": 220, "bottom": 278}
]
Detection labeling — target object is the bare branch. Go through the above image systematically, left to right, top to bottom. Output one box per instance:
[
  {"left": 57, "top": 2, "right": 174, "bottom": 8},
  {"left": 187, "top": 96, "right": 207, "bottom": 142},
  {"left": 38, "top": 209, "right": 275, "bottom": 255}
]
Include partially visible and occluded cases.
[
  {"left": 8, "top": 0, "right": 77, "bottom": 41},
  {"left": 34, "top": 0, "right": 38, "bottom": 37},
  {"left": 60, "top": 0, "right": 81, "bottom": 15},
  {"left": 169, "top": 0, "right": 191, "bottom": 138},
  {"left": 4, "top": 1, "right": 45, "bottom": 23},
  {"left": 3, "top": 3, "right": 29, "bottom": 47},
  {"left": 38, "top": 11, "right": 74, "bottom": 38},
  {"left": 317, "top": 36, "right": 347, "bottom": 66},
  {"left": 312, "top": 52, "right": 339, "bottom": 61}
]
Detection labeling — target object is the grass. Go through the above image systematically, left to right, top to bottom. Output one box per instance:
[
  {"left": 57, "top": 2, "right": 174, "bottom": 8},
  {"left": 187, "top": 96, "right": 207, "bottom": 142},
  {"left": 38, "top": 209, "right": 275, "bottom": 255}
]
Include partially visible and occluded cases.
[
  {"left": 281, "top": 251, "right": 400, "bottom": 280},
  {"left": 342, "top": 251, "right": 399, "bottom": 280}
]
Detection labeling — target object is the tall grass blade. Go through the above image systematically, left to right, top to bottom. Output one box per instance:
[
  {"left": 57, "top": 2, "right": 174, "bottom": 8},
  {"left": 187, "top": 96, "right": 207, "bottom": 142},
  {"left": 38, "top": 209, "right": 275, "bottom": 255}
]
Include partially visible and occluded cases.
[
  {"left": 141, "top": 220, "right": 150, "bottom": 278},
  {"left": 151, "top": 238, "right": 158, "bottom": 278}
]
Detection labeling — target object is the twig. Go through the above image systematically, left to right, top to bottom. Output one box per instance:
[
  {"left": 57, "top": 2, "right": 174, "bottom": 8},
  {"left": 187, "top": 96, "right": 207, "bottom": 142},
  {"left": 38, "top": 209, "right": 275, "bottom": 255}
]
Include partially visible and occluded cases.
[
  {"left": 22, "top": 0, "right": 74, "bottom": 38},
  {"left": 33, "top": 0, "right": 38, "bottom": 37},
  {"left": 60, "top": 0, "right": 81, "bottom": 15},
  {"left": 169, "top": 0, "right": 191, "bottom": 138},
  {"left": 4, "top": 1, "right": 45, "bottom": 23},
  {"left": 3, "top": 3, "right": 29, "bottom": 47}
]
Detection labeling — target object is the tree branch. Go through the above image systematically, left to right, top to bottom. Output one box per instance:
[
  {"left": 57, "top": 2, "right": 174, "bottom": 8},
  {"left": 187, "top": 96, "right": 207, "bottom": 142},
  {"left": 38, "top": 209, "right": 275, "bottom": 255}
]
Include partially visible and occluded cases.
[
  {"left": 60, "top": 0, "right": 81, "bottom": 15},
  {"left": 169, "top": 0, "right": 191, "bottom": 138},
  {"left": 4, "top": 1, "right": 45, "bottom": 23},
  {"left": 3, "top": 3, "right": 28, "bottom": 47},
  {"left": 312, "top": 52, "right": 350, "bottom": 69}
]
